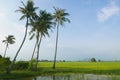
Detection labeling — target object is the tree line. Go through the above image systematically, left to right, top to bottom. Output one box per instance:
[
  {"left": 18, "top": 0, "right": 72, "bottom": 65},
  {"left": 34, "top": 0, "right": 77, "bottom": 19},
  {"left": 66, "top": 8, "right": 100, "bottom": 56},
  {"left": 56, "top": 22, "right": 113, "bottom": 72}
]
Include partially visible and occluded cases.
[{"left": 1, "top": 0, "right": 70, "bottom": 74}]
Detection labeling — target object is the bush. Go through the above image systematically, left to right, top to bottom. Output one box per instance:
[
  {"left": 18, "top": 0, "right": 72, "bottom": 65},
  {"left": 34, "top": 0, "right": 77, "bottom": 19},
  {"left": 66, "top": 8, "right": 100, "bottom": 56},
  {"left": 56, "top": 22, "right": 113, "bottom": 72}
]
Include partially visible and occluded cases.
[
  {"left": 0, "top": 55, "right": 2, "bottom": 58},
  {"left": 0, "top": 57, "right": 11, "bottom": 71},
  {"left": 0, "top": 57, "right": 11, "bottom": 66},
  {"left": 91, "top": 58, "right": 96, "bottom": 62},
  {"left": 28, "top": 59, "right": 36, "bottom": 70},
  {"left": 98, "top": 59, "right": 101, "bottom": 62},
  {"left": 13, "top": 61, "right": 29, "bottom": 70}
]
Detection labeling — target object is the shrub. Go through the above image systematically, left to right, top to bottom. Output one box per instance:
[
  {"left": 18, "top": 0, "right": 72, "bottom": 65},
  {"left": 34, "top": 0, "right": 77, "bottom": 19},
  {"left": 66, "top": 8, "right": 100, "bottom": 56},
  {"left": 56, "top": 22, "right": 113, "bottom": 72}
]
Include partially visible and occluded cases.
[
  {"left": 0, "top": 55, "right": 2, "bottom": 58},
  {"left": 0, "top": 57, "right": 11, "bottom": 71},
  {"left": 0, "top": 57, "right": 11, "bottom": 66},
  {"left": 91, "top": 58, "right": 96, "bottom": 62},
  {"left": 28, "top": 59, "right": 36, "bottom": 70},
  {"left": 98, "top": 59, "right": 101, "bottom": 62},
  {"left": 13, "top": 61, "right": 29, "bottom": 70}
]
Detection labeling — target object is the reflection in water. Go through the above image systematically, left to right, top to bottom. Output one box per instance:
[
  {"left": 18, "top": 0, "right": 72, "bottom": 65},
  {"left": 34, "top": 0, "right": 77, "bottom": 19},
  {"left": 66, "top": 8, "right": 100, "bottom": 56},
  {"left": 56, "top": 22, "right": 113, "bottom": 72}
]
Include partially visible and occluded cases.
[
  {"left": 2, "top": 74, "right": 120, "bottom": 80},
  {"left": 33, "top": 74, "right": 120, "bottom": 80}
]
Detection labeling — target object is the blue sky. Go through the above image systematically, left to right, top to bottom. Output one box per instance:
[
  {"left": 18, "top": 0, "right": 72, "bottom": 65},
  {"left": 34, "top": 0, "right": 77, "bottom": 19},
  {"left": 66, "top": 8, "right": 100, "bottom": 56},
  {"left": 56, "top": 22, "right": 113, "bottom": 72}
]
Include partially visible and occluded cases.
[{"left": 0, "top": 0, "right": 120, "bottom": 61}]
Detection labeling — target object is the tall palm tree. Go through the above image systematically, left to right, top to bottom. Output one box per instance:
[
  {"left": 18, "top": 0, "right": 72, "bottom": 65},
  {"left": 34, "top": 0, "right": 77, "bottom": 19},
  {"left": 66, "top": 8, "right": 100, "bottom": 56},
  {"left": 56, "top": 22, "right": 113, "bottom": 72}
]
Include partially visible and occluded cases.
[
  {"left": 6, "top": 0, "right": 38, "bottom": 74},
  {"left": 52, "top": 7, "right": 70, "bottom": 69},
  {"left": 30, "top": 10, "right": 53, "bottom": 71},
  {"left": 29, "top": 25, "right": 39, "bottom": 70},
  {"left": 29, "top": 29, "right": 38, "bottom": 61},
  {"left": 2, "top": 35, "right": 15, "bottom": 57}
]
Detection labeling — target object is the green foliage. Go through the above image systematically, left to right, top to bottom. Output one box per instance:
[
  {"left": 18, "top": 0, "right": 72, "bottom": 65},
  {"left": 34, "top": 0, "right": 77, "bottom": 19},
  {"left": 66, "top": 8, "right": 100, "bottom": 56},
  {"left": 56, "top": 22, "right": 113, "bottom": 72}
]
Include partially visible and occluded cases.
[
  {"left": 2, "top": 35, "right": 15, "bottom": 45},
  {"left": 0, "top": 55, "right": 2, "bottom": 58},
  {"left": 0, "top": 57, "right": 11, "bottom": 71},
  {"left": 0, "top": 57, "right": 11, "bottom": 66},
  {"left": 91, "top": 58, "right": 96, "bottom": 62},
  {"left": 28, "top": 59, "right": 36, "bottom": 70},
  {"left": 98, "top": 59, "right": 101, "bottom": 62},
  {"left": 13, "top": 61, "right": 29, "bottom": 70},
  {"left": 0, "top": 62, "right": 120, "bottom": 79},
  {"left": 38, "top": 62, "right": 120, "bottom": 72}
]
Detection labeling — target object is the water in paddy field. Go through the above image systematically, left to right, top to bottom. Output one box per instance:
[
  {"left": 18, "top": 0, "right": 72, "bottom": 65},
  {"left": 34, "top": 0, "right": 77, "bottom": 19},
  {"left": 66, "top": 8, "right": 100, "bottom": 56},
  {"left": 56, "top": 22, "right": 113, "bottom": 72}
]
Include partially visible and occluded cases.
[{"left": 2, "top": 74, "right": 120, "bottom": 80}]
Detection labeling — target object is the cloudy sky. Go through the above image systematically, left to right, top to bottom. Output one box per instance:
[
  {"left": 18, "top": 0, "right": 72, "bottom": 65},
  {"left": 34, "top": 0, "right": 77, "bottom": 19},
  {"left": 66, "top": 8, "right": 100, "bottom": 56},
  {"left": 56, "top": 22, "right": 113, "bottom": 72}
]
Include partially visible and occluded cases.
[{"left": 0, "top": 0, "right": 120, "bottom": 61}]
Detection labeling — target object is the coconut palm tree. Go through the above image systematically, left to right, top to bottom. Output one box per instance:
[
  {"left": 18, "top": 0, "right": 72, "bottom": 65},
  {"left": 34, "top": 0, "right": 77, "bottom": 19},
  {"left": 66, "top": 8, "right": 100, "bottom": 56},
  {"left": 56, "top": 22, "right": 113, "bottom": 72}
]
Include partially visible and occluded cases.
[
  {"left": 6, "top": 0, "right": 38, "bottom": 74},
  {"left": 52, "top": 7, "right": 70, "bottom": 69},
  {"left": 29, "top": 10, "right": 53, "bottom": 71},
  {"left": 2, "top": 35, "right": 15, "bottom": 57},
  {"left": 30, "top": 37, "right": 37, "bottom": 61}
]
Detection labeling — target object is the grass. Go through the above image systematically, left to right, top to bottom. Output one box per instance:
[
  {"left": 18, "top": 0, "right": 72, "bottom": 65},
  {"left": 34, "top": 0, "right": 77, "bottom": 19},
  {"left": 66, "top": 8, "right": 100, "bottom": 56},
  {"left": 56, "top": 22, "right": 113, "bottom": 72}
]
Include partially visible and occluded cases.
[
  {"left": 0, "top": 61, "right": 120, "bottom": 79},
  {"left": 38, "top": 61, "right": 120, "bottom": 74}
]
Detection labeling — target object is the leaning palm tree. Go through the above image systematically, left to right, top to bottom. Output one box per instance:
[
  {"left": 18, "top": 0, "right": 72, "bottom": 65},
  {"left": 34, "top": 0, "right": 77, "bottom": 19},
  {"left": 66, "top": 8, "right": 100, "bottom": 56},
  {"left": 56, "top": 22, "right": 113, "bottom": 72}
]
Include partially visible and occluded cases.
[
  {"left": 6, "top": 0, "right": 38, "bottom": 74},
  {"left": 53, "top": 7, "right": 70, "bottom": 69},
  {"left": 30, "top": 10, "right": 53, "bottom": 71},
  {"left": 29, "top": 32, "right": 37, "bottom": 61},
  {"left": 2, "top": 35, "right": 15, "bottom": 57}
]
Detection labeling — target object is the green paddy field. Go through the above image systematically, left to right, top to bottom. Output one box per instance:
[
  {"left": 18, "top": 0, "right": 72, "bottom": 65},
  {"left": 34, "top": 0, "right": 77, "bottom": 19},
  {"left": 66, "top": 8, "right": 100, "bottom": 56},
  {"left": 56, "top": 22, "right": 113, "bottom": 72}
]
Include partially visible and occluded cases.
[
  {"left": 0, "top": 61, "right": 120, "bottom": 78},
  {"left": 38, "top": 61, "right": 120, "bottom": 74}
]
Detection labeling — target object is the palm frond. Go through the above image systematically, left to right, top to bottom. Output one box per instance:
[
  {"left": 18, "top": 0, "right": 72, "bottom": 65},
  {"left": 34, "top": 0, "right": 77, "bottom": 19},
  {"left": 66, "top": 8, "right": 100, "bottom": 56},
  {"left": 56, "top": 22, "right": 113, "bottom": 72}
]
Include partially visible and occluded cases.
[
  {"left": 21, "top": 1, "right": 26, "bottom": 7},
  {"left": 53, "top": 7, "right": 70, "bottom": 27},
  {"left": 20, "top": 15, "right": 26, "bottom": 20},
  {"left": 29, "top": 33, "right": 35, "bottom": 40},
  {"left": 2, "top": 35, "right": 15, "bottom": 45}
]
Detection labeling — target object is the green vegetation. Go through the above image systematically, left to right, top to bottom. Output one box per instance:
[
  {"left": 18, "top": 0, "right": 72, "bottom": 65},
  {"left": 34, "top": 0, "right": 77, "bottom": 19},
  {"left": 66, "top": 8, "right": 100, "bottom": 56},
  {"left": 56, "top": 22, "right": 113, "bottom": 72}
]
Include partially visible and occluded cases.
[
  {"left": 0, "top": 0, "right": 120, "bottom": 79},
  {"left": 4, "top": 0, "right": 70, "bottom": 74},
  {"left": 6, "top": 0, "right": 38, "bottom": 74},
  {"left": 29, "top": 10, "right": 53, "bottom": 71},
  {"left": 0, "top": 56, "right": 11, "bottom": 71},
  {"left": 90, "top": 58, "right": 96, "bottom": 62},
  {"left": 0, "top": 61, "right": 120, "bottom": 78},
  {"left": 13, "top": 61, "right": 29, "bottom": 70},
  {"left": 38, "top": 62, "right": 120, "bottom": 74}
]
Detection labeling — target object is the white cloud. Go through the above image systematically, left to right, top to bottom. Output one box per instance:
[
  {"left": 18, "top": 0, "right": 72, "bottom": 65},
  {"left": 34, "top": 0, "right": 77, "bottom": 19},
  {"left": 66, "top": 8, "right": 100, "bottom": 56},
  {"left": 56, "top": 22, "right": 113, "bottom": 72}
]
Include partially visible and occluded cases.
[{"left": 97, "top": 1, "right": 120, "bottom": 22}]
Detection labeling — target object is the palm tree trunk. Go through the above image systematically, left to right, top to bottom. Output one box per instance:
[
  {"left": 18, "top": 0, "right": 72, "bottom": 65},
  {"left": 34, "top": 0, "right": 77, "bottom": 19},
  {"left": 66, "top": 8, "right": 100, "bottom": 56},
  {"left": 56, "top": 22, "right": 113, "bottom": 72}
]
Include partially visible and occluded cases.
[
  {"left": 6, "top": 18, "right": 28, "bottom": 74},
  {"left": 53, "top": 22, "right": 59, "bottom": 69},
  {"left": 34, "top": 35, "right": 42, "bottom": 71},
  {"left": 30, "top": 40, "right": 37, "bottom": 70},
  {"left": 31, "top": 41, "right": 37, "bottom": 61},
  {"left": 4, "top": 43, "right": 8, "bottom": 57}
]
